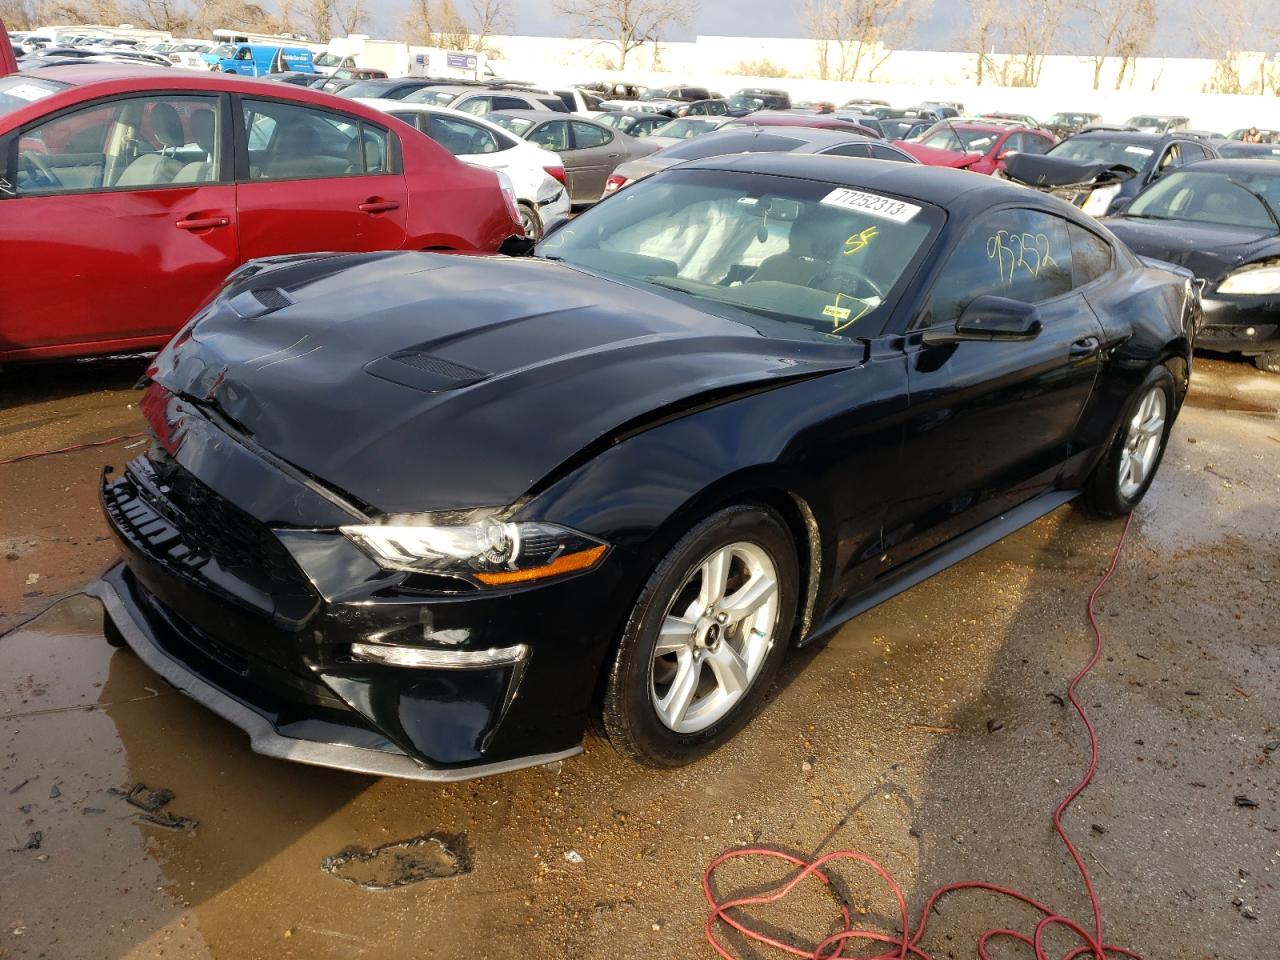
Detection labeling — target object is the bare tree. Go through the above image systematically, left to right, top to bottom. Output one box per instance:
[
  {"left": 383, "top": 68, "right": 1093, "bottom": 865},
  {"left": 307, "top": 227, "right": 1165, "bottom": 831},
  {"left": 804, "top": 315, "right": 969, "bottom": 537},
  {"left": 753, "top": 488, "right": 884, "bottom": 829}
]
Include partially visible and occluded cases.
[
  {"left": 123, "top": 0, "right": 193, "bottom": 32},
  {"left": 299, "top": 0, "right": 364, "bottom": 42},
  {"left": 403, "top": 0, "right": 473, "bottom": 49},
  {"left": 468, "top": 0, "right": 510, "bottom": 49},
  {"left": 554, "top": 0, "right": 692, "bottom": 71},
  {"left": 803, "top": 0, "right": 924, "bottom": 82},
  {"left": 963, "top": 0, "right": 1000, "bottom": 85},
  {"left": 1083, "top": 0, "right": 1157, "bottom": 90},
  {"left": 1193, "top": 0, "right": 1280, "bottom": 94}
]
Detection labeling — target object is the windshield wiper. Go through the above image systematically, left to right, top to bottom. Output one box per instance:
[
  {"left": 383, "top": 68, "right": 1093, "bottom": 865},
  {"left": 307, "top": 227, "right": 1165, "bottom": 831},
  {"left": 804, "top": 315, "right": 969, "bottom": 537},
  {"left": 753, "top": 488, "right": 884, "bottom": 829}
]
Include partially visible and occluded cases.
[{"left": 1225, "top": 178, "right": 1280, "bottom": 234}]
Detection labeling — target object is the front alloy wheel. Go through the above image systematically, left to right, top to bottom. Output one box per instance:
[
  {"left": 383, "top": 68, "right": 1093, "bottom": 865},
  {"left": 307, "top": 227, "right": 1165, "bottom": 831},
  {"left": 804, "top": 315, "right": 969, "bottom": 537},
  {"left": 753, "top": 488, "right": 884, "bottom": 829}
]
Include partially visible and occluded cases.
[
  {"left": 1081, "top": 363, "right": 1176, "bottom": 517},
  {"left": 1117, "top": 387, "right": 1167, "bottom": 500},
  {"left": 603, "top": 504, "right": 798, "bottom": 767},
  {"left": 650, "top": 542, "right": 780, "bottom": 734}
]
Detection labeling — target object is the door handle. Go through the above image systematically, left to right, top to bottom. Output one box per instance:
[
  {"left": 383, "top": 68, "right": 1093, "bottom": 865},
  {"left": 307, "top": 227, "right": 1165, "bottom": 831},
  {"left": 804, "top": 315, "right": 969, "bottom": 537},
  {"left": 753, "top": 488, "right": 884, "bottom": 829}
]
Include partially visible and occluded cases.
[
  {"left": 607, "top": 153, "right": 621, "bottom": 159},
  {"left": 359, "top": 199, "right": 400, "bottom": 214},
  {"left": 175, "top": 216, "right": 229, "bottom": 231},
  {"left": 1069, "top": 336, "right": 1102, "bottom": 359}
]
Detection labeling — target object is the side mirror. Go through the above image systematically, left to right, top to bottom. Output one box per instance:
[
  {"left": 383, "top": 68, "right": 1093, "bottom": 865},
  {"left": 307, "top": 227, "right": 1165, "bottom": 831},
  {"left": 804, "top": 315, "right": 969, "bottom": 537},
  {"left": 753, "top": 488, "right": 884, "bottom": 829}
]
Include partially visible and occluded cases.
[
  {"left": 1110, "top": 196, "right": 1133, "bottom": 215},
  {"left": 922, "top": 296, "right": 1043, "bottom": 346}
]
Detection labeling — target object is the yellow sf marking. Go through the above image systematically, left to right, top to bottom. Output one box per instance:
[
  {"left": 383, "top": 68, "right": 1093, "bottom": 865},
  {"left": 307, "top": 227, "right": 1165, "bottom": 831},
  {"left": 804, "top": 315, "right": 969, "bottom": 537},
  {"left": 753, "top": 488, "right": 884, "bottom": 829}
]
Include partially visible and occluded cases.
[{"left": 844, "top": 225, "right": 879, "bottom": 256}]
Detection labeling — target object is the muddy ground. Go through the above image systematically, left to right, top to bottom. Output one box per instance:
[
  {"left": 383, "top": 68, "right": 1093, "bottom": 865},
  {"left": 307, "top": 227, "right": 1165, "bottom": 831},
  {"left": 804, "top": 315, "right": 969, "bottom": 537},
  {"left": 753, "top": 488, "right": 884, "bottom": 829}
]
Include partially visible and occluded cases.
[{"left": 1, "top": 356, "right": 1277, "bottom": 960}]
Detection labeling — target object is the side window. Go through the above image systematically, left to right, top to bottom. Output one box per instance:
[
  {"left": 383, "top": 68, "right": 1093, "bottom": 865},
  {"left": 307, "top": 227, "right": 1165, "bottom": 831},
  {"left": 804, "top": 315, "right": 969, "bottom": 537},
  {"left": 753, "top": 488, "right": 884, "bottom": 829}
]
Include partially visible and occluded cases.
[
  {"left": 235, "top": 47, "right": 252, "bottom": 61},
  {"left": 16, "top": 95, "right": 222, "bottom": 195},
  {"left": 457, "top": 96, "right": 492, "bottom": 116},
  {"left": 497, "top": 96, "right": 534, "bottom": 111},
  {"left": 242, "top": 100, "right": 391, "bottom": 181},
  {"left": 388, "top": 111, "right": 425, "bottom": 133},
  {"left": 425, "top": 115, "right": 502, "bottom": 156},
  {"left": 528, "top": 120, "right": 570, "bottom": 151},
  {"left": 571, "top": 121, "right": 612, "bottom": 149},
  {"left": 999, "top": 133, "right": 1023, "bottom": 156},
  {"left": 1022, "top": 135, "right": 1052, "bottom": 156},
  {"left": 822, "top": 143, "right": 872, "bottom": 158},
  {"left": 869, "top": 143, "right": 911, "bottom": 162},
  {"left": 1159, "top": 144, "right": 1181, "bottom": 171},
  {"left": 927, "top": 208, "right": 1073, "bottom": 325},
  {"left": 1068, "top": 223, "right": 1113, "bottom": 287}
]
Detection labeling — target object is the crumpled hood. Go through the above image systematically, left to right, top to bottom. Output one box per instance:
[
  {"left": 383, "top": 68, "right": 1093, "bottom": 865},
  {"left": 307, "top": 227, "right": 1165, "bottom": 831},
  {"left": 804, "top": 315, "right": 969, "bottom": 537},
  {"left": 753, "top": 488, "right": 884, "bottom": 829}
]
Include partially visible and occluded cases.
[
  {"left": 1103, "top": 218, "right": 1280, "bottom": 282},
  {"left": 150, "top": 252, "right": 851, "bottom": 516}
]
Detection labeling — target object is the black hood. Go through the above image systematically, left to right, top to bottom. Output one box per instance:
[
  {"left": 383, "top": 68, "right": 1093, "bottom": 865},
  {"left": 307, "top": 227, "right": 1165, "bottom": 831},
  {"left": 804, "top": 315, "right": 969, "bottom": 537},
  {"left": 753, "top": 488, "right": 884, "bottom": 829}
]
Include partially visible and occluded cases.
[
  {"left": 1103, "top": 217, "right": 1280, "bottom": 282},
  {"left": 150, "top": 252, "right": 853, "bottom": 516}
]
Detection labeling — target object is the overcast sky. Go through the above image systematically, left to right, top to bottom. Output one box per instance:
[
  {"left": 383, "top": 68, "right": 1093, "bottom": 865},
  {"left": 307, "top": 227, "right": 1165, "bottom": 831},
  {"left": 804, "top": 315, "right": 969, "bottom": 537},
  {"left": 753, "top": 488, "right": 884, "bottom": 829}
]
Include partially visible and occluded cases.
[{"left": 365, "top": 1, "right": 1194, "bottom": 56}]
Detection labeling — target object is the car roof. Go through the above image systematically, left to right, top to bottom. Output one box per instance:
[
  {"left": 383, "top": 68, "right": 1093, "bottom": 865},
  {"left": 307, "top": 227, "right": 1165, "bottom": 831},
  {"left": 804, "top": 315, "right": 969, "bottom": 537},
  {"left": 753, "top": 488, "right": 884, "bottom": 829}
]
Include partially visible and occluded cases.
[
  {"left": 16, "top": 65, "right": 421, "bottom": 123},
  {"left": 492, "top": 108, "right": 574, "bottom": 121},
  {"left": 1068, "top": 130, "right": 1168, "bottom": 144},
  {"left": 678, "top": 152, "right": 1017, "bottom": 205},
  {"left": 1176, "top": 159, "right": 1280, "bottom": 175}
]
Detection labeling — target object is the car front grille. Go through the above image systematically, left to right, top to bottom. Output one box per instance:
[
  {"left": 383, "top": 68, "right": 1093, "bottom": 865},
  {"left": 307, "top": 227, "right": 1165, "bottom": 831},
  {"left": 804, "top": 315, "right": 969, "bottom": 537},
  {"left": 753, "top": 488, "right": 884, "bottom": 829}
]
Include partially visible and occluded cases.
[{"left": 108, "top": 453, "right": 313, "bottom": 601}]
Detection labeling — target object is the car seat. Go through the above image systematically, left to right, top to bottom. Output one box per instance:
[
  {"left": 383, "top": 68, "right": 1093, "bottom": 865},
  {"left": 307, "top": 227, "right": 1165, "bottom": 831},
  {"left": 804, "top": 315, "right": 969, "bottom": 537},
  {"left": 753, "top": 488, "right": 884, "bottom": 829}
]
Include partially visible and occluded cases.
[
  {"left": 114, "top": 102, "right": 185, "bottom": 186},
  {"left": 172, "top": 108, "right": 216, "bottom": 183}
]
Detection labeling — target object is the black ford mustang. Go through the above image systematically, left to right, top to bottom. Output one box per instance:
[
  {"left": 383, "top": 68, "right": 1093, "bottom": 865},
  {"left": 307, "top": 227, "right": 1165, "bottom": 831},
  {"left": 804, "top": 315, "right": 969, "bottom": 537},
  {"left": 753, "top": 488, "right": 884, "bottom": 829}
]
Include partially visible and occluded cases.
[
  {"left": 94, "top": 155, "right": 1198, "bottom": 781},
  {"left": 1103, "top": 159, "right": 1280, "bottom": 373}
]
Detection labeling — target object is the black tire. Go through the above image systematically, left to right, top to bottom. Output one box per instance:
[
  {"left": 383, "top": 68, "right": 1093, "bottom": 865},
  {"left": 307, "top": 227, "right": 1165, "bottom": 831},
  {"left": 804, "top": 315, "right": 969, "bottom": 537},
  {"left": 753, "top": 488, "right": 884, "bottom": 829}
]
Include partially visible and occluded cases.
[
  {"left": 518, "top": 202, "right": 543, "bottom": 241},
  {"left": 1254, "top": 351, "right": 1280, "bottom": 374},
  {"left": 1080, "top": 363, "right": 1177, "bottom": 518},
  {"left": 602, "top": 504, "right": 799, "bottom": 767},
  {"left": 103, "top": 614, "right": 128, "bottom": 648}
]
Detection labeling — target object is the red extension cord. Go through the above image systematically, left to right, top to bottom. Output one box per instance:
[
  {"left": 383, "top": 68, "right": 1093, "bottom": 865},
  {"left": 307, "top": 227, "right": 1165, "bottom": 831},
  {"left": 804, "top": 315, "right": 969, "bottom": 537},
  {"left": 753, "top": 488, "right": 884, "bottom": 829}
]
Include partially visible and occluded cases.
[
  {"left": 0, "top": 432, "right": 145, "bottom": 466},
  {"left": 704, "top": 515, "right": 1139, "bottom": 960}
]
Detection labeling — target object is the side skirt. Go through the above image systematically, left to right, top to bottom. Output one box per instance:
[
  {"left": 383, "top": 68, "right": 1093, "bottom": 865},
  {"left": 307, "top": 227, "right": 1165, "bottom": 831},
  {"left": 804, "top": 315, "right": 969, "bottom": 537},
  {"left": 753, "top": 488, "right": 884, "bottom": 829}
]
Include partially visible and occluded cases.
[{"left": 803, "top": 489, "right": 1079, "bottom": 645}]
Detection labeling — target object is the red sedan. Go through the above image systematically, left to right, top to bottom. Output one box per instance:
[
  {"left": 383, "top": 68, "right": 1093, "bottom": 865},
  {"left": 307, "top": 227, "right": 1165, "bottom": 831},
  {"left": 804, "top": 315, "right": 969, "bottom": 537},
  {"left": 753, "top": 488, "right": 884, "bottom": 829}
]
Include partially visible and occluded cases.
[
  {"left": 0, "top": 66, "right": 522, "bottom": 363},
  {"left": 898, "top": 121, "right": 1057, "bottom": 175}
]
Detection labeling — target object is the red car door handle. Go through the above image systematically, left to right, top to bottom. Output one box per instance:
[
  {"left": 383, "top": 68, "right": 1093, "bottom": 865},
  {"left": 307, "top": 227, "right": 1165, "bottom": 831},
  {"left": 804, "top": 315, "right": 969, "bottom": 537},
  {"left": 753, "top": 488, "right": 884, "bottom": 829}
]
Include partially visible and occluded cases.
[
  {"left": 359, "top": 199, "right": 400, "bottom": 214},
  {"left": 175, "top": 216, "right": 229, "bottom": 231}
]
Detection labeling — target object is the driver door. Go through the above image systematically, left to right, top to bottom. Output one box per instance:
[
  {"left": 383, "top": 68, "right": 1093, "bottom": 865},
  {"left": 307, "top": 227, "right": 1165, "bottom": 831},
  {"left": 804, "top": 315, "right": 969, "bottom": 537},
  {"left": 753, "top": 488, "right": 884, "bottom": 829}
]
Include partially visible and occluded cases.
[
  {"left": 1, "top": 93, "right": 238, "bottom": 361},
  {"left": 886, "top": 206, "right": 1107, "bottom": 564}
]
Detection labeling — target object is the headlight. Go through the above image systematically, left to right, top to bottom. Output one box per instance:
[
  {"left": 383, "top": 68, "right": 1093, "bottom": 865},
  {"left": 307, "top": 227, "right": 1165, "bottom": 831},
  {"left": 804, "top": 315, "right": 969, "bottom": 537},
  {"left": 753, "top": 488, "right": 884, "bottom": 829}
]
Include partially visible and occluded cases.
[
  {"left": 1080, "top": 183, "right": 1121, "bottom": 216},
  {"left": 1217, "top": 264, "right": 1280, "bottom": 296},
  {"left": 341, "top": 518, "right": 608, "bottom": 586}
]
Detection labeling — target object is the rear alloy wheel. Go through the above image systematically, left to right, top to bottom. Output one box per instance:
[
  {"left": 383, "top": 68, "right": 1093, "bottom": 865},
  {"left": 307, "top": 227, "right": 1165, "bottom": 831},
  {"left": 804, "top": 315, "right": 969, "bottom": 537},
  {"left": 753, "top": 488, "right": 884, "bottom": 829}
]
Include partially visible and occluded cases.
[
  {"left": 518, "top": 202, "right": 543, "bottom": 241},
  {"left": 1254, "top": 350, "right": 1280, "bottom": 374},
  {"left": 1081, "top": 364, "right": 1176, "bottom": 517},
  {"left": 602, "top": 505, "right": 798, "bottom": 767}
]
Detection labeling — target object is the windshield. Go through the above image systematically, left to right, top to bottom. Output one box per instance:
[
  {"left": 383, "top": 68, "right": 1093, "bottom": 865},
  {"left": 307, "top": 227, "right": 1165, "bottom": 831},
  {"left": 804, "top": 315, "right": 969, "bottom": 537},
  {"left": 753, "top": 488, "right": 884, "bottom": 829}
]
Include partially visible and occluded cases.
[
  {"left": 209, "top": 44, "right": 233, "bottom": 59},
  {"left": 314, "top": 52, "right": 342, "bottom": 67},
  {"left": 0, "top": 76, "right": 68, "bottom": 119},
  {"left": 340, "top": 81, "right": 397, "bottom": 98},
  {"left": 403, "top": 88, "right": 457, "bottom": 106},
  {"left": 488, "top": 114, "right": 534, "bottom": 137},
  {"left": 652, "top": 118, "right": 718, "bottom": 139},
  {"left": 881, "top": 119, "right": 923, "bottom": 140},
  {"left": 920, "top": 127, "right": 998, "bottom": 153},
  {"left": 1049, "top": 138, "right": 1154, "bottom": 169},
  {"left": 536, "top": 170, "right": 939, "bottom": 341},
  {"left": 1127, "top": 170, "right": 1280, "bottom": 230}
]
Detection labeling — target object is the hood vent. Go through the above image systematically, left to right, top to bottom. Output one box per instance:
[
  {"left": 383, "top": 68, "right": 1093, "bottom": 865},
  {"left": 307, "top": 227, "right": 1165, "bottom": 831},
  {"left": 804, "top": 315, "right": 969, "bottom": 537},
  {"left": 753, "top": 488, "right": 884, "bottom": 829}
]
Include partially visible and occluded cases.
[
  {"left": 226, "top": 286, "right": 296, "bottom": 320},
  {"left": 364, "top": 350, "right": 491, "bottom": 393}
]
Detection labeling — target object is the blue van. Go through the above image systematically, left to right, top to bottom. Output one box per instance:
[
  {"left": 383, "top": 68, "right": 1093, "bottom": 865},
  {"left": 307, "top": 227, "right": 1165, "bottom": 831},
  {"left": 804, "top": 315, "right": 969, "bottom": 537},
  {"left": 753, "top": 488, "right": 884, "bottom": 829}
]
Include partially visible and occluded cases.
[{"left": 214, "top": 44, "right": 315, "bottom": 77}]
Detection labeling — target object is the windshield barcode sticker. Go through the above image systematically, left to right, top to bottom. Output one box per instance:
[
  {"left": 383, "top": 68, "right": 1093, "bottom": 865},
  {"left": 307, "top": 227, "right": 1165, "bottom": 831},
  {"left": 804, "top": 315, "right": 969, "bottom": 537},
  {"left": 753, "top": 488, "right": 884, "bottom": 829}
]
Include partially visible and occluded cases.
[
  {"left": 4, "top": 83, "right": 56, "bottom": 103},
  {"left": 821, "top": 188, "right": 921, "bottom": 223}
]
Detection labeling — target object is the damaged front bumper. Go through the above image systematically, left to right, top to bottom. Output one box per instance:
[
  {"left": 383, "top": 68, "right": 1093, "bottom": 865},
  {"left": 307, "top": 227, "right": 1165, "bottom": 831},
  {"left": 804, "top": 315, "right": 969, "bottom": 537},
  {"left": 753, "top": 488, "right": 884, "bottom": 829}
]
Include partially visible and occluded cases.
[
  {"left": 1196, "top": 292, "right": 1280, "bottom": 355},
  {"left": 92, "top": 402, "right": 621, "bottom": 781},
  {"left": 90, "top": 569, "right": 578, "bottom": 781}
]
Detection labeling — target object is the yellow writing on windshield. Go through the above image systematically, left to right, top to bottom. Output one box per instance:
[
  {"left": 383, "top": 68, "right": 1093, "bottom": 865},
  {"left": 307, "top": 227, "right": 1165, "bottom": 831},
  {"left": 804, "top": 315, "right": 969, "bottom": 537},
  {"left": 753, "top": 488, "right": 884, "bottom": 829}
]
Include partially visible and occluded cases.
[{"left": 843, "top": 225, "right": 879, "bottom": 256}]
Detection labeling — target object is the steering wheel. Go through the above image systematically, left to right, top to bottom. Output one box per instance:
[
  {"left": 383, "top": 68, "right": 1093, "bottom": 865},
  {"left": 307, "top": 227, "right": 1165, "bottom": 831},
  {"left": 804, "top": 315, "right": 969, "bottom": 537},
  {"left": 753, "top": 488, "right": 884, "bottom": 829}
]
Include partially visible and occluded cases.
[{"left": 19, "top": 150, "right": 62, "bottom": 189}]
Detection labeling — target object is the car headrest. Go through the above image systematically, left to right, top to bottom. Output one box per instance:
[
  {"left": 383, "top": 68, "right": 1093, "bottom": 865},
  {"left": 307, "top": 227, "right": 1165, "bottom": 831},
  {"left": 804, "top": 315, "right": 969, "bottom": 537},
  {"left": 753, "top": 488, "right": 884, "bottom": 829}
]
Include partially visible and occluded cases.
[
  {"left": 150, "top": 102, "right": 185, "bottom": 149},
  {"left": 189, "top": 107, "right": 215, "bottom": 154},
  {"left": 788, "top": 207, "right": 853, "bottom": 259}
]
